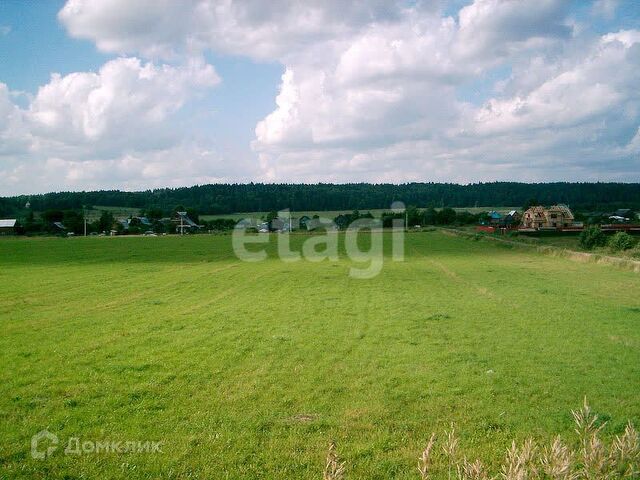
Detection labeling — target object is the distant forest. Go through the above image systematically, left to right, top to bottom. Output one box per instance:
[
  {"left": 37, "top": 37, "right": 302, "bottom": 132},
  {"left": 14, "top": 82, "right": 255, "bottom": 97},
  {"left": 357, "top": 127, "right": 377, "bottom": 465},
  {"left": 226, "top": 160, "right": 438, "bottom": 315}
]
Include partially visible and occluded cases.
[{"left": 2, "top": 182, "right": 640, "bottom": 216}]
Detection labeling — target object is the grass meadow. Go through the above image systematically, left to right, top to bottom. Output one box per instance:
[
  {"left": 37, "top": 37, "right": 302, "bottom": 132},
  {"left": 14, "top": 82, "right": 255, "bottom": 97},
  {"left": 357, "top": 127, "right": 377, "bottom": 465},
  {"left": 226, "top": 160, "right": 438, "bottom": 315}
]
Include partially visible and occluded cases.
[{"left": 1, "top": 232, "right": 639, "bottom": 479}]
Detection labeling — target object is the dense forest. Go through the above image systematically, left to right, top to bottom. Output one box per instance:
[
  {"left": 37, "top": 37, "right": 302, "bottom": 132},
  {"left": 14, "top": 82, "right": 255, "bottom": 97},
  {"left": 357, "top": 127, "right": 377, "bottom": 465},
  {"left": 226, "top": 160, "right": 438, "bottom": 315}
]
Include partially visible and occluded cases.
[{"left": 2, "top": 182, "right": 640, "bottom": 217}]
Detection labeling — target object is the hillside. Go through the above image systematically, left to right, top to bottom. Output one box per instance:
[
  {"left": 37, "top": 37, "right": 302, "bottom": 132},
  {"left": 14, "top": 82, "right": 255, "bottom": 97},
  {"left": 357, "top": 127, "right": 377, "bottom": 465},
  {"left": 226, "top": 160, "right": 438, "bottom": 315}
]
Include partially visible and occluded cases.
[{"left": 2, "top": 182, "right": 640, "bottom": 217}]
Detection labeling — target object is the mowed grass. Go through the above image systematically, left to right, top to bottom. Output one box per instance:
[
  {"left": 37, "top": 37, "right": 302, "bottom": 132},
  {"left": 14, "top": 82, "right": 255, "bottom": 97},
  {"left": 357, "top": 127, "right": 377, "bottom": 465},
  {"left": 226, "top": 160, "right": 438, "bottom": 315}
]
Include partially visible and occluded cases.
[{"left": 0, "top": 232, "right": 639, "bottom": 479}]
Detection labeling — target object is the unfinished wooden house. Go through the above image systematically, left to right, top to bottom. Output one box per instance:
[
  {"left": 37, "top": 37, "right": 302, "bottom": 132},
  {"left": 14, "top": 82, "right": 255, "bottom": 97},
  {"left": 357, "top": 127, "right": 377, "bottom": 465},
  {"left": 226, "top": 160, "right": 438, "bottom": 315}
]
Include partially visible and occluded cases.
[{"left": 522, "top": 205, "right": 575, "bottom": 229}]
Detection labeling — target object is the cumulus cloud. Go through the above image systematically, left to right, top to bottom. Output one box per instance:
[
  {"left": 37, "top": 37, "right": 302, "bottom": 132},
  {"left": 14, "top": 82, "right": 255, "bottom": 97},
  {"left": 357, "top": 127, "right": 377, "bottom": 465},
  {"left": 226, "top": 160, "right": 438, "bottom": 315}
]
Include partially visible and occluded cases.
[
  {"left": 59, "top": 0, "right": 416, "bottom": 60},
  {"left": 455, "top": 0, "right": 571, "bottom": 61},
  {"left": 248, "top": 1, "right": 638, "bottom": 183},
  {"left": 475, "top": 33, "right": 640, "bottom": 133},
  {"left": 28, "top": 56, "right": 219, "bottom": 156},
  {"left": 0, "top": 57, "right": 225, "bottom": 194},
  {"left": 0, "top": 84, "right": 31, "bottom": 156},
  {"left": 0, "top": 143, "right": 245, "bottom": 194}
]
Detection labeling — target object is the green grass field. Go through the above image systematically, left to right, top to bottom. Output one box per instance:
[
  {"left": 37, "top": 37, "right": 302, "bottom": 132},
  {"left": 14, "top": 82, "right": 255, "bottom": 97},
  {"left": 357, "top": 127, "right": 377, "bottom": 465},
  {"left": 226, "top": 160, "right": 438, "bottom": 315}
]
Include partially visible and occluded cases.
[
  {"left": 85, "top": 206, "right": 143, "bottom": 222},
  {"left": 1, "top": 232, "right": 639, "bottom": 479}
]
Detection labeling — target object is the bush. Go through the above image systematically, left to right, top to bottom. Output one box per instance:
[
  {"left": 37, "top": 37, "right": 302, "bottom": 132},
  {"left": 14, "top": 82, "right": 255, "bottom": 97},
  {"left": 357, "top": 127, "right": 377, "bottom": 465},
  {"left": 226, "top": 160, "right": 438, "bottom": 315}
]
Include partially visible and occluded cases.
[
  {"left": 580, "top": 225, "right": 606, "bottom": 250},
  {"left": 608, "top": 232, "right": 636, "bottom": 252}
]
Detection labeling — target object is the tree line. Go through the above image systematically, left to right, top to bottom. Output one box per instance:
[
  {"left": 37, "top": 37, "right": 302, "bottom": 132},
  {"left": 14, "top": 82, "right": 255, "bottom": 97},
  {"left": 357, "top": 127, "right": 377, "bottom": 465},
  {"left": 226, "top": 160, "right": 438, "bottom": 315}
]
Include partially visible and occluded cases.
[{"left": 2, "top": 182, "right": 640, "bottom": 218}]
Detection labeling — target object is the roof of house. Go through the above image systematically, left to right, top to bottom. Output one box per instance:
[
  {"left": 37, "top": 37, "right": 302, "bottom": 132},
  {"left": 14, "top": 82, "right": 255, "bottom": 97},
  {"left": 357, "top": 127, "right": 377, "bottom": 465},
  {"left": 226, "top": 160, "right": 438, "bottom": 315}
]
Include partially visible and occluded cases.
[
  {"left": 548, "top": 204, "right": 574, "bottom": 219},
  {"left": 524, "top": 206, "right": 546, "bottom": 216},
  {"left": 614, "top": 209, "right": 632, "bottom": 217},
  {"left": 488, "top": 211, "right": 502, "bottom": 219},
  {"left": 175, "top": 212, "right": 198, "bottom": 227},
  {"left": 271, "top": 218, "right": 285, "bottom": 229},
  {"left": 0, "top": 219, "right": 16, "bottom": 228},
  {"left": 53, "top": 221, "right": 66, "bottom": 230}
]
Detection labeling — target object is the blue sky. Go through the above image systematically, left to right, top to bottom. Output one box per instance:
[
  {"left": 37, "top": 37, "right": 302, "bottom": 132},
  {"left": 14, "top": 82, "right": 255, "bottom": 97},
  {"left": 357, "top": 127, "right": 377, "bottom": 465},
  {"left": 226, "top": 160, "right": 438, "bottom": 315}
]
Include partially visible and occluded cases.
[
  {"left": 0, "top": 0, "right": 638, "bottom": 194},
  {"left": 0, "top": 1, "right": 282, "bottom": 141},
  {"left": 0, "top": 1, "right": 107, "bottom": 93}
]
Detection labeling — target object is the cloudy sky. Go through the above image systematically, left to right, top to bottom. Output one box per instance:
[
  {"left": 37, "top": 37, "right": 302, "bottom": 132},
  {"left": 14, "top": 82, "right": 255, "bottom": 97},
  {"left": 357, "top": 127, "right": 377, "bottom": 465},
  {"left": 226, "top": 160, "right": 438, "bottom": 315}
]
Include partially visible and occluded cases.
[{"left": 0, "top": 0, "right": 639, "bottom": 195}]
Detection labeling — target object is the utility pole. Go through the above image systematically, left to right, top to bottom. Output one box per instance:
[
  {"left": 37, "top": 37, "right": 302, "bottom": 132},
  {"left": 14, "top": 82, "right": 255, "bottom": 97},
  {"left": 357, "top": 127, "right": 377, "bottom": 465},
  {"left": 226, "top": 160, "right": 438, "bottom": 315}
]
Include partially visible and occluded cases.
[
  {"left": 290, "top": 191, "right": 294, "bottom": 232},
  {"left": 83, "top": 205, "right": 87, "bottom": 236}
]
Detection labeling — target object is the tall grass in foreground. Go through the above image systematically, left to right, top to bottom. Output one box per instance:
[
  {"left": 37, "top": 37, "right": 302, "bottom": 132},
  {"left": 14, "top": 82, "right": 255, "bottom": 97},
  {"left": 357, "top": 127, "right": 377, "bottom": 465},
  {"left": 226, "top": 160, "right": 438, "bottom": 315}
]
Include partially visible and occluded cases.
[{"left": 324, "top": 399, "right": 638, "bottom": 479}]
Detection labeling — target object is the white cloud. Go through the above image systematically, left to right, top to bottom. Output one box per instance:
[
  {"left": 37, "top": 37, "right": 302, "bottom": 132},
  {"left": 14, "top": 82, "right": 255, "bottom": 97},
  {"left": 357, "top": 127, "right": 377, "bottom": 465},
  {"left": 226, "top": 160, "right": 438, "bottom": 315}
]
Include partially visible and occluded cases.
[
  {"left": 2, "top": 0, "right": 639, "bottom": 194},
  {"left": 58, "top": 0, "right": 419, "bottom": 60},
  {"left": 252, "top": 22, "right": 639, "bottom": 183},
  {"left": 0, "top": 25, "right": 11, "bottom": 36},
  {"left": 474, "top": 31, "right": 640, "bottom": 134},
  {"left": 27, "top": 56, "right": 219, "bottom": 156},
  {"left": 0, "top": 57, "right": 228, "bottom": 194},
  {"left": 0, "top": 83, "right": 31, "bottom": 156}
]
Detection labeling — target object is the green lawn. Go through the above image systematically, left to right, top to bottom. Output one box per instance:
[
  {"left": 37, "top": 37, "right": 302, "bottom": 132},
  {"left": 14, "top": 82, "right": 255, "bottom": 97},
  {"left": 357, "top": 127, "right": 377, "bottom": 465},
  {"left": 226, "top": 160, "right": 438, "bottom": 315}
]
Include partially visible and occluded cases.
[
  {"left": 85, "top": 206, "right": 143, "bottom": 222},
  {"left": 1, "top": 232, "right": 639, "bottom": 479}
]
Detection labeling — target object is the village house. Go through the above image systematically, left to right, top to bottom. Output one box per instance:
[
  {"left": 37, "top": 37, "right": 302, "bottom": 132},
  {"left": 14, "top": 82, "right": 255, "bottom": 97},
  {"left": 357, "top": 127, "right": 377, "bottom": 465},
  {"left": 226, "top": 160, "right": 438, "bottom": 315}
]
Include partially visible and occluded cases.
[
  {"left": 522, "top": 205, "right": 575, "bottom": 229},
  {"left": 501, "top": 210, "right": 522, "bottom": 228},
  {"left": 173, "top": 211, "right": 201, "bottom": 234},
  {"left": 487, "top": 211, "right": 502, "bottom": 226},
  {"left": 298, "top": 215, "right": 311, "bottom": 230},
  {"left": 0, "top": 219, "right": 17, "bottom": 235},
  {"left": 52, "top": 221, "right": 67, "bottom": 232}
]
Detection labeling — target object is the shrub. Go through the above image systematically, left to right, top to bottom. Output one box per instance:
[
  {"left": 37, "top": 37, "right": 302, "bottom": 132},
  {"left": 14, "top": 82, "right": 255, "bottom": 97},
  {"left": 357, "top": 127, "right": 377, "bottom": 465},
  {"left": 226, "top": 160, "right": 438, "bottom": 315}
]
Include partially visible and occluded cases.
[
  {"left": 580, "top": 225, "right": 606, "bottom": 250},
  {"left": 608, "top": 232, "right": 636, "bottom": 252}
]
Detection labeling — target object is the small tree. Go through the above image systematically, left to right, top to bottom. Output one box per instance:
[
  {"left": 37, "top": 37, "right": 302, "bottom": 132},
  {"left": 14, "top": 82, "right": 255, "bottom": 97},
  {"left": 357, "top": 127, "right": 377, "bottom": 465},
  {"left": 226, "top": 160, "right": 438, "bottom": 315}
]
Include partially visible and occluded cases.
[
  {"left": 406, "top": 206, "right": 422, "bottom": 226},
  {"left": 423, "top": 207, "right": 437, "bottom": 225},
  {"left": 143, "top": 208, "right": 163, "bottom": 220},
  {"left": 437, "top": 208, "right": 457, "bottom": 225},
  {"left": 42, "top": 209, "right": 64, "bottom": 223},
  {"left": 63, "top": 210, "right": 84, "bottom": 234},
  {"left": 266, "top": 210, "right": 278, "bottom": 222},
  {"left": 98, "top": 211, "right": 114, "bottom": 233},
  {"left": 580, "top": 225, "right": 606, "bottom": 250},
  {"left": 608, "top": 232, "right": 635, "bottom": 252}
]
